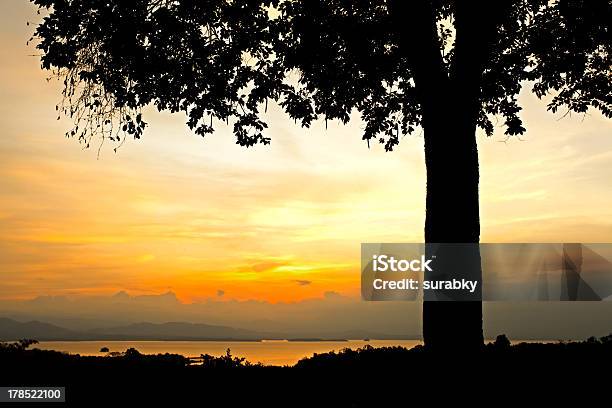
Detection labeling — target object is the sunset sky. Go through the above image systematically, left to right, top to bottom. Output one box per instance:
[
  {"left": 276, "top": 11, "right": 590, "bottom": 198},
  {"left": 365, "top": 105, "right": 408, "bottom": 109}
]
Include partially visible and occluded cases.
[{"left": 1, "top": 1, "right": 611, "bottom": 304}]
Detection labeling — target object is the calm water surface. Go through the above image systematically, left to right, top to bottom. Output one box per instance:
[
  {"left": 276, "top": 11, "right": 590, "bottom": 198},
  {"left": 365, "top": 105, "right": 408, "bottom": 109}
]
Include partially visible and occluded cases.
[{"left": 35, "top": 340, "right": 421, "bottom": 366}]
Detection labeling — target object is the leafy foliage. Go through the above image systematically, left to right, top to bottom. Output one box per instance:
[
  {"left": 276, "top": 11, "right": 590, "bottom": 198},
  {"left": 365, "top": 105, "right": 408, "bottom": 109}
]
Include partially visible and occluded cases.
[
  {"left": 31, "top": 0, "right": 611, "bottom": 151},
  {"left": 0, "top": 339, "right": 39, "bottom": 352},
  {"left": 199, "top": 348, "right": 262, "bottom": 369}
]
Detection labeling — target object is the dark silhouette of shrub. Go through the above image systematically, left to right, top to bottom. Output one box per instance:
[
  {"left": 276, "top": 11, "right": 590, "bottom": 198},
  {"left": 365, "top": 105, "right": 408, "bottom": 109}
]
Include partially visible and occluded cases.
[
  {"left": 493, "top": 334, "right": 511, "bottom": 350},
  {"left": 2, "top": 335, "right": 612, "bottom": 405},
  {"left": 0, "top": 339, "right": 38, "bottom": 352},
  {"left": 199, "top": 348, "right": 264, "bottom": 369}
]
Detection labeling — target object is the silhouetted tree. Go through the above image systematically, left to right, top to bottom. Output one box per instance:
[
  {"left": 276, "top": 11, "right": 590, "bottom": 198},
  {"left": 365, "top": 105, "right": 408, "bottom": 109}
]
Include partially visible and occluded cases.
[
  {"left": 30, "top": 0, "right": 612, "bottom": 350},
  {"left": 493, "top": 334, "right": 511, "bottom": 350},
  {"left": 0, "top": 339, "right": 38, "bottom": 352},
  {"left": 124, "top": 347, "right": 142, "bottom": 358},
  {"left": 199, "top": 348, "right": 252, "bottom": 369}
]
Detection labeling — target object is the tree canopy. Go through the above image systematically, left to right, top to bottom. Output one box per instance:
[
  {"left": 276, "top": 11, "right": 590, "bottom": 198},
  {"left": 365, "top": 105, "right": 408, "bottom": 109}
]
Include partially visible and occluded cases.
[{"left": 31, "top": 0, "right": 611, "bottom": 151}]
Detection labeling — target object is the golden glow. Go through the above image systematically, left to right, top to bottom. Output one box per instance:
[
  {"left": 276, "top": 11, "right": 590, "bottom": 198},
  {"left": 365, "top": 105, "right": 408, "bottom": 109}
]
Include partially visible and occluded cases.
[{"left": 0, "top": 2, "right": 611, "bottom": 303}]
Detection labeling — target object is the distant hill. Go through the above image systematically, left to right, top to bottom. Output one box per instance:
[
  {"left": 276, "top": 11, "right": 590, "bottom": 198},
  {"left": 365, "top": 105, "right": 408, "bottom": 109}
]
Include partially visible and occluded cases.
[
  {"left": 0, "top": 317, "right": 85, "bottom": 341},
  {"left": 0, "top": 317, "right": 281, "bottom": 341},
  {"left": 0, "top": 317, "right": 412, "bottom": 341},
  {"left": 88, "top": 321, "right": 282, "bottom": 340},
  {"left": 334, "top": 329, "right": 418, "bottom": 340}
]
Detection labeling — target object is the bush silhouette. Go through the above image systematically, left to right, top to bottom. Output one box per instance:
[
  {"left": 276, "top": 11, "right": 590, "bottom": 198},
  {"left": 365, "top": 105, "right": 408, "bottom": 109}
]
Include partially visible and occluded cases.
[
  {"left": 493, "top": 334, "right": 511, "bottom": 350},
  {"left": 2, "top": 335, "right": 612, "bottom": 405}
]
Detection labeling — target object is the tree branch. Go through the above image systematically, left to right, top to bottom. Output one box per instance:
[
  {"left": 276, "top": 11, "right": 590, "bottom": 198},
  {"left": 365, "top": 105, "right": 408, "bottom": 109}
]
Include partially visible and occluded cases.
[{"left": 389, "top": 0, "right": 449, "bottom": 127}]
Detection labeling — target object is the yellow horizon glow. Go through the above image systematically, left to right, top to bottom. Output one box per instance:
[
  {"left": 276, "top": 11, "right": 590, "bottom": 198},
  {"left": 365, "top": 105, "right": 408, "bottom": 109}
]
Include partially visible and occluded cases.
[{"left": 1, "top": 1, "right": 611, "bottom": 303}]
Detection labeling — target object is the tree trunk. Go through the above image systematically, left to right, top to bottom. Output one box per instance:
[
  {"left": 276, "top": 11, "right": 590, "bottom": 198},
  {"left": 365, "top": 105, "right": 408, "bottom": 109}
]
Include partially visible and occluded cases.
[
  {"left": 388, "top": 0, "right": 512, "bottom": 351},
  {"left": 416, "top": 0, "right": 510, "bottom": 352},
  {"left": 422, "top": 109, "right": 484, "bottom": 351}
]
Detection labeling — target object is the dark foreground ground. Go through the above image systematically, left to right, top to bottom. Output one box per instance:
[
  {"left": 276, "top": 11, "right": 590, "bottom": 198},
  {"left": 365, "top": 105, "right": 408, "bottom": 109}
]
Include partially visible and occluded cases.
[{"left": 1, "top": 335, "right": 610, "bottom": 407}]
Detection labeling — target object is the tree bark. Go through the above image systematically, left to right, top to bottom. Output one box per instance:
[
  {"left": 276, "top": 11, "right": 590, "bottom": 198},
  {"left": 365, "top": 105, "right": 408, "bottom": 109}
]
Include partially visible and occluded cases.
[
  {"left": 389, "top": 0, "right": 512, "bottom": 351},
  {"left": 419, "top": 0, "right": 511, "bottom": 351},
  {"left": 422, "top": 105, "right": 484, "bottom": 351}
]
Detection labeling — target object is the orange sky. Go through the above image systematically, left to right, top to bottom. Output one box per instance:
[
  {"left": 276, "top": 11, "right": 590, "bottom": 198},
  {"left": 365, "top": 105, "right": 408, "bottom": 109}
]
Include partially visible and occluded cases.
[{"left": 1, "top": 1, "right": 611, "bottom": 303}]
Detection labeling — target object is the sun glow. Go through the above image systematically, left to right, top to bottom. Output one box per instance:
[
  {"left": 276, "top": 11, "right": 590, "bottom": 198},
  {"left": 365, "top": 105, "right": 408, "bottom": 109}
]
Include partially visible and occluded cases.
[{"left": 1, "top": 2, "right": 611, "bottom": 303}]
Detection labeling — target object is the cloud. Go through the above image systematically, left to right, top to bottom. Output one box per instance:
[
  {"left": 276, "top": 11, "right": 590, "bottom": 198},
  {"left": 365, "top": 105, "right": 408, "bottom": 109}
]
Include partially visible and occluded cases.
[
  {"left": 3, "top": 2, "right": 612, "bottom": 318},
  {"left": 251, "top": 261, "right": 289, "bottom": 273},
  {"left": 293, "top": 280, "right": 311, "bottom": 286},
  {"left": 0, "top": 291, "right": 421, "bottom": 338},
  {"left": 2, "top": 291, "right": 611, "bottom": 340}
]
